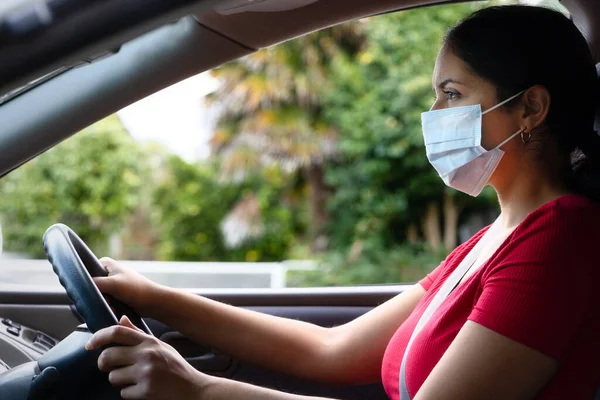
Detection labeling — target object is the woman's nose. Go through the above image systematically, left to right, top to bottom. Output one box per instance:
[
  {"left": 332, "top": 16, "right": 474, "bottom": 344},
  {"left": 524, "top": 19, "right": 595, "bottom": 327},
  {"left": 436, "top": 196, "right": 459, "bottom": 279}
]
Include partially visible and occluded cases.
[{"left": 429, "top": 99, "right": 441, "bottom": 112}]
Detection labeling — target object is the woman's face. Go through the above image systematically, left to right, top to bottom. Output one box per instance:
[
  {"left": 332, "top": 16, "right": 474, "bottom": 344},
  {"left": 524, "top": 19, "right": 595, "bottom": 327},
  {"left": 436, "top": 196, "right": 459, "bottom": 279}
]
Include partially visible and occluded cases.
[{"left": 430, "top": 44, "right": 527, "bottom": 187}]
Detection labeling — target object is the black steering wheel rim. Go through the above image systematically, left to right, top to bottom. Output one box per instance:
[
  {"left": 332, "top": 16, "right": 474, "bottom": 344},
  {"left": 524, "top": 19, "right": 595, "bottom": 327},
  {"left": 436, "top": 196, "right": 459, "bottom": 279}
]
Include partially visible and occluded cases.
[{"left": 43, "top": 223, "right": 151, "bottom": 335}]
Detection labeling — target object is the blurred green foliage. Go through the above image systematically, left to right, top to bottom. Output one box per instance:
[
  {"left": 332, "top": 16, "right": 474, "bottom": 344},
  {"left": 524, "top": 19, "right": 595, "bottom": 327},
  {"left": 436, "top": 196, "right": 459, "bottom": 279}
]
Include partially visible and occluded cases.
[
  {"left": 3, "top": 2, "right": 561, "bottom": 287},
  {"left": 285, "top": 3, "right": 494, "bottom": 286},
  {"left": 323, "top": 5, "right": 476, "bottom": 249},
  {"left": 207, "top": 22, "right": 364, "bottom": 249},
  {"left": 0, "top": 116, "right": 147, "bottom": 257},
  {"left": 151, "top": 156, "right": 236, "bottom": 261},
  {"left": 151, "top": 158, "right": 296, "bottom": 262},
  {"left": 288, "top": 244, "right": 448, "bottom": 287}
]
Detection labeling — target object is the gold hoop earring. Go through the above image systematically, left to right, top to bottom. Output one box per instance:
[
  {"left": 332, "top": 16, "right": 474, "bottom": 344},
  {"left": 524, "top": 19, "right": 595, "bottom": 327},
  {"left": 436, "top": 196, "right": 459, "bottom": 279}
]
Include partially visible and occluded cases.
[{"left": 521, "top": 127, "right": 531, "bottom": 143}]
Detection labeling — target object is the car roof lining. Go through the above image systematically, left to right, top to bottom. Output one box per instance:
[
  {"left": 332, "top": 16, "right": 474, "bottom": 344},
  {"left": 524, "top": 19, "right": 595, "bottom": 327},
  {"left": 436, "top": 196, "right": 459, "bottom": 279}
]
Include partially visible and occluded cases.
[
  {"left": 0, "top": 0, "right": 597, "bottom": 180},
  {"left": 0, "top": 0, "right": 225, "bottom": 97},
  {"left": 195, "top": 0, "right": 460, "bottom": 49}
]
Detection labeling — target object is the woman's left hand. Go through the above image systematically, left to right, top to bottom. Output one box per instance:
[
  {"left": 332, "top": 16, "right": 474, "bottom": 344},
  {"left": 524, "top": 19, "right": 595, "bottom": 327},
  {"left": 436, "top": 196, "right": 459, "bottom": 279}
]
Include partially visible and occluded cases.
[{"left": 86, "top": 315, "right": 211, "bottom": 400}]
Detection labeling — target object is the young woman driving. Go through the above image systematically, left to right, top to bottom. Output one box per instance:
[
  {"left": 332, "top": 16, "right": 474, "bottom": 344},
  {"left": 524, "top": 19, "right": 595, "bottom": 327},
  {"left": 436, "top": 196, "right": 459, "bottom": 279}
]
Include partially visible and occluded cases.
[{"left": 86, "top": 5, "right": 600, "bottom": 400}]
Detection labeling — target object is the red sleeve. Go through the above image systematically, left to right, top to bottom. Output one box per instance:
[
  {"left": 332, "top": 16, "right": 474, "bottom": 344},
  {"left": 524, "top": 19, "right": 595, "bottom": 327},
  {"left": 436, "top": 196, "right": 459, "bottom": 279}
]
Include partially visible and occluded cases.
[
  {"left": 468, "top": 198, "right": 597, "bottom": 360},
  {"left": 418, "top": 262, "right": 444, "bottom": 291}
]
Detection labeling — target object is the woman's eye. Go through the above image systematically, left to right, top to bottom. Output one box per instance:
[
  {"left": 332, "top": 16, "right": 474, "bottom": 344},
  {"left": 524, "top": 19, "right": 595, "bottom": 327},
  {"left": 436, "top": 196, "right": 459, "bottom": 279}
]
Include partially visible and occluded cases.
[{"left": 444, "top": 90, "right": 459, "bottom": 100}]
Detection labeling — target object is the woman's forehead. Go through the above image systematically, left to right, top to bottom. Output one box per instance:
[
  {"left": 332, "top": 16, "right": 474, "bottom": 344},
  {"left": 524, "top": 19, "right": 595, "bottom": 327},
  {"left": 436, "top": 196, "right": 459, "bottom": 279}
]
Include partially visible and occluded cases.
[
  {"left": 432, "top": 46, "right": 488, "bottom": 90},
  {"left": 433, "top": 47, "right": 467, "bottom": 86}
]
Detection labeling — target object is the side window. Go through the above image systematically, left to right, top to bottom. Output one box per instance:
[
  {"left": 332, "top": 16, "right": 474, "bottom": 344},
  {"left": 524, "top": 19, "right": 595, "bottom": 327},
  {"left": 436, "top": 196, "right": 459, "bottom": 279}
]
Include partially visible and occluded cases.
[{"left": 0, "top": 0, "right": 567, "bottom": 291}]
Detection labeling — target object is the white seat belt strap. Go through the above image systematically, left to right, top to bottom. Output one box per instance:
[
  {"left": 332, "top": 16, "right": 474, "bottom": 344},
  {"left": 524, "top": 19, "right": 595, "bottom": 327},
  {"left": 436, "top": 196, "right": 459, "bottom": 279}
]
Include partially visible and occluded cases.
[{"left": 399, "top": 218, "right": 502, "bottom": 400}]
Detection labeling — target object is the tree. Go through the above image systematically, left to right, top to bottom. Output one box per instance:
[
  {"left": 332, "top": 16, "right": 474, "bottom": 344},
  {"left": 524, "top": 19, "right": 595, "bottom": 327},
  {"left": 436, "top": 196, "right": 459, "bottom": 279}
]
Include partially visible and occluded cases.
[
  {"left": 289, "top": 0, "right": 567, "bottom": 286},
  {"left": 322, "top": 3, "right": 497, "bottom": 257},
  {"left": 208, "top": 24, "right": 364, "bottom": 249},
  {"left": 0, "top": 115, "right": 149, "bottom": 258},
  {"left": 151, "top": 156, "right": 295, "bottom": 262},
  {"left": 151, "top": 156, "right": 233, "bottom": 261}
]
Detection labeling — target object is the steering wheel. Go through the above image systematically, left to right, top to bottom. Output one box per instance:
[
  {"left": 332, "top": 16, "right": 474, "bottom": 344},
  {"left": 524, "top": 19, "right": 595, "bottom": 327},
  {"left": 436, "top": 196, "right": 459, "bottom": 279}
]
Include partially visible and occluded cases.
[
  {"left": 42, "top": 223, "right": 151, "bottom": 335},
  {"left": 0, "top": 224, "right": 152, "bottom": 400}
]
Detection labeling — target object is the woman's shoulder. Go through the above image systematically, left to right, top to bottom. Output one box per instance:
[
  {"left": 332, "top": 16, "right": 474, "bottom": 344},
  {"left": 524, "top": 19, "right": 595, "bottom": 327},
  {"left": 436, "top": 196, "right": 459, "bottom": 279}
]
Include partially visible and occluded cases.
[
  {"left": 538, "top": 192, "right": 600, "bottom": 215},
  {"left": 486, "top": 193, "right": 600, "bottom": 281},
  {"left": 516, "top": 193, "right": 600, "bottom": 236},
  {"left": 424, "top": 194, "right": 600, "bottom": 291}
]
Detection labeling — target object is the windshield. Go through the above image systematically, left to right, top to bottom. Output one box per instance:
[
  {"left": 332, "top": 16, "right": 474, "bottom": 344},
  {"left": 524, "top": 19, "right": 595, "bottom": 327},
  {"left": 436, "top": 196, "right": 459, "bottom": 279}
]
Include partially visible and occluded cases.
[{"left": 0, "top": 0, "right": 567, "bottom": 291}]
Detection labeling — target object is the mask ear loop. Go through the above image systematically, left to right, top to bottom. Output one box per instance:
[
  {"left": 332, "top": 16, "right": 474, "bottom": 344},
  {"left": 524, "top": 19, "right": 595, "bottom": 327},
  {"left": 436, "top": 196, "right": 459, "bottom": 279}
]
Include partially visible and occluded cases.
[
  {"left": 482, "top": 90, "right": 526, "bottom": 115},
  {"left": 521, "top": 127, "right": 532, "bottom": 143}
]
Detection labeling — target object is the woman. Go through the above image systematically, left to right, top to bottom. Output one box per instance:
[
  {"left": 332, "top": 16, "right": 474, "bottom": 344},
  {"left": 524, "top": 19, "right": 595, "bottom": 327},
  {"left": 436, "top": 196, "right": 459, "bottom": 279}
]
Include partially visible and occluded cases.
[{"left": 86, "top": 5, "right": 600, "bottom": 400}]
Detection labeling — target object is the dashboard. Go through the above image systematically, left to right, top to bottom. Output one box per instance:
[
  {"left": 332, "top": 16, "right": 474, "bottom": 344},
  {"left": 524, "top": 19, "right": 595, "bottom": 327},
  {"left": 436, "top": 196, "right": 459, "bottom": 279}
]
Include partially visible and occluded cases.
[{"left": 0, "top": 317, "right": 58, "bottom": 371}]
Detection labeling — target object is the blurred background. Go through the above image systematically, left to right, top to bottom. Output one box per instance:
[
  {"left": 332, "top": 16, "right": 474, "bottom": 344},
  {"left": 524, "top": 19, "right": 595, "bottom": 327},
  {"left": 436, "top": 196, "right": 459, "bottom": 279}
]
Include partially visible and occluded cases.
[{"left": 0, "top": 0, "right": 564, "bottom": 289}]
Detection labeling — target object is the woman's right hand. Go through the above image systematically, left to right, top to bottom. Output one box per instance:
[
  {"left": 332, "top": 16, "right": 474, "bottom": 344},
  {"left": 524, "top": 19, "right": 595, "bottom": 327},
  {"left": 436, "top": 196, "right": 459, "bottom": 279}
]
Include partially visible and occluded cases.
[{"left": 93, "top": 257, "right": 164, "bottom": 317}]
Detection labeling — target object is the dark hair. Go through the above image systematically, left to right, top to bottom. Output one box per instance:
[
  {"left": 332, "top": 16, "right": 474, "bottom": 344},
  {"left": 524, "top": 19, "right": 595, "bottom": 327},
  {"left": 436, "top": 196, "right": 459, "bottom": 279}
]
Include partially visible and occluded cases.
[{"left": 446, "top": 5, "right": 600, "bottom": 201}]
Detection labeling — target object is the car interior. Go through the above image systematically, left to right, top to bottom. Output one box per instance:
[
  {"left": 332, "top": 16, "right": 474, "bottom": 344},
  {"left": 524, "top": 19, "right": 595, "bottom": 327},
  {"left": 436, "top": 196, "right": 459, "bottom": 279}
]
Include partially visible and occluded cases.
[{"left": 0, "top": 0, "right": 599, "bottom": 399}]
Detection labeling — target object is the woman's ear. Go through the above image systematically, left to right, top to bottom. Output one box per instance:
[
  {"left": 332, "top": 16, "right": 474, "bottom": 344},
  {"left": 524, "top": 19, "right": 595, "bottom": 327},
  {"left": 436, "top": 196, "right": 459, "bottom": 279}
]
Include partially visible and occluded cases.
[{"left": 521, "top": 85, "right": 551, "bottom": 131}]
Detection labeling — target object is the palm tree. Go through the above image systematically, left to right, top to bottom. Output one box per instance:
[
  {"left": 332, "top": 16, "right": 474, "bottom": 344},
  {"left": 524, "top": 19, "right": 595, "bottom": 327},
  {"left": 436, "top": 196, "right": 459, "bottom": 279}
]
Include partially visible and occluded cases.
[{"left": 208, "top": 23, "right": 364, "bottom": 250}]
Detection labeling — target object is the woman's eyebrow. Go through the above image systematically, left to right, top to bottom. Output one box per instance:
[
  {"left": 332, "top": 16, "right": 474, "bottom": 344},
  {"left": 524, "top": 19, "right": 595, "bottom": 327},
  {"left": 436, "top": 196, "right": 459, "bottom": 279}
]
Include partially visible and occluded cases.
[{"left": 436, "top": 78, "right": 464, "bottom": 89}]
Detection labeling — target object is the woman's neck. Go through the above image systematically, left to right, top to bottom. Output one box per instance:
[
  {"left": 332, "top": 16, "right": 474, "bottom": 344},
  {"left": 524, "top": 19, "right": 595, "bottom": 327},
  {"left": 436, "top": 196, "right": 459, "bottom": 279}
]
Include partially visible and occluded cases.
[{"left": 492, "top": 167, "right": 572, "bottom": 229}]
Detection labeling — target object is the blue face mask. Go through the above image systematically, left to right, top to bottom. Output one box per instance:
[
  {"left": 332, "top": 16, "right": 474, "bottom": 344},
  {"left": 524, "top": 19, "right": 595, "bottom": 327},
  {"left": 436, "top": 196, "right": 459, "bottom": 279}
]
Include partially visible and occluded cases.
[{"left": 421, "top": 91, "right": 525, "bottom": 196}]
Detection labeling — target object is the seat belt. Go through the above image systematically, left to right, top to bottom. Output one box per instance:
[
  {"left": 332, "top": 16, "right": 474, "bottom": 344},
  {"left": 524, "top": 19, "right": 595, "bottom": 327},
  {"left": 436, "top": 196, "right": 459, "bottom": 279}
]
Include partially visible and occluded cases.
[{"left": 399, "top": 217, "right": 502, "bottom": 400}]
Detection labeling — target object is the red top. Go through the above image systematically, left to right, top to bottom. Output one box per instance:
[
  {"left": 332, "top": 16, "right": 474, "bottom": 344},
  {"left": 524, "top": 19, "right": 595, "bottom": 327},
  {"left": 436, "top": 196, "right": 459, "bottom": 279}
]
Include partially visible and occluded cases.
[{"left": 381, "top": 194, "right": 600, "bottom": 399}]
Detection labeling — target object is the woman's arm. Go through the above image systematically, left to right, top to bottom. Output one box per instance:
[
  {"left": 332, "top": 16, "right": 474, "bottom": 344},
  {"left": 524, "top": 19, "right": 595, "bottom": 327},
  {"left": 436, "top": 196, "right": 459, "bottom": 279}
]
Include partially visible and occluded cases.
[
  {"left": 94, "top": 258, "right": 426, "bottom": 385},
  {"left": 146, "top": 281, "right": 425, "bottom": 384},
  {"left": 86, "top": 294, "right": 555, "bottom": 400},
  {"left": 87, "top": 316, "right": 340, "bottom": 400},
  {"left": 414, "top": 321, "right": 557, "bottom": 400}
]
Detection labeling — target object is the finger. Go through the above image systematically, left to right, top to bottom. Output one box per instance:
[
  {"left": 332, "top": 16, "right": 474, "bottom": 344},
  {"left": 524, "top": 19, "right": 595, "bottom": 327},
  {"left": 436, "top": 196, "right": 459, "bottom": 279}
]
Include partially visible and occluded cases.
[
  {"left": 99, "top": 256, "right": 116, "bottom": 265},
  {"left": 98, "top": 257, "right": 119, "bottom": 274},
  {"left": 93, "top": 276, "right": 116, "bottom": 294},
  {"left": 120, "top": 316, "right": 143, "bottom": 333},
  {"left": 86, "top": 325, "right": 147, "bottom": 350},
  {"left": 97, "top": 346, "right": 138, "bottom": 372},
  {"left": 107, "top": 365, "right": 140, "bottom": 387},
  {"left": 121, "top": 384, "right": 149, "bottom": 400}
]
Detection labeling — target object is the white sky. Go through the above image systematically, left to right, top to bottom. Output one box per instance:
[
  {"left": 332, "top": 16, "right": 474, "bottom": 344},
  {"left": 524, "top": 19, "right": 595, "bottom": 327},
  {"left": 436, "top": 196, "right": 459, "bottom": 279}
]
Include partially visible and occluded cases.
[{"left": 117, "top": 72, "right": 220, "bottom": 161}]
